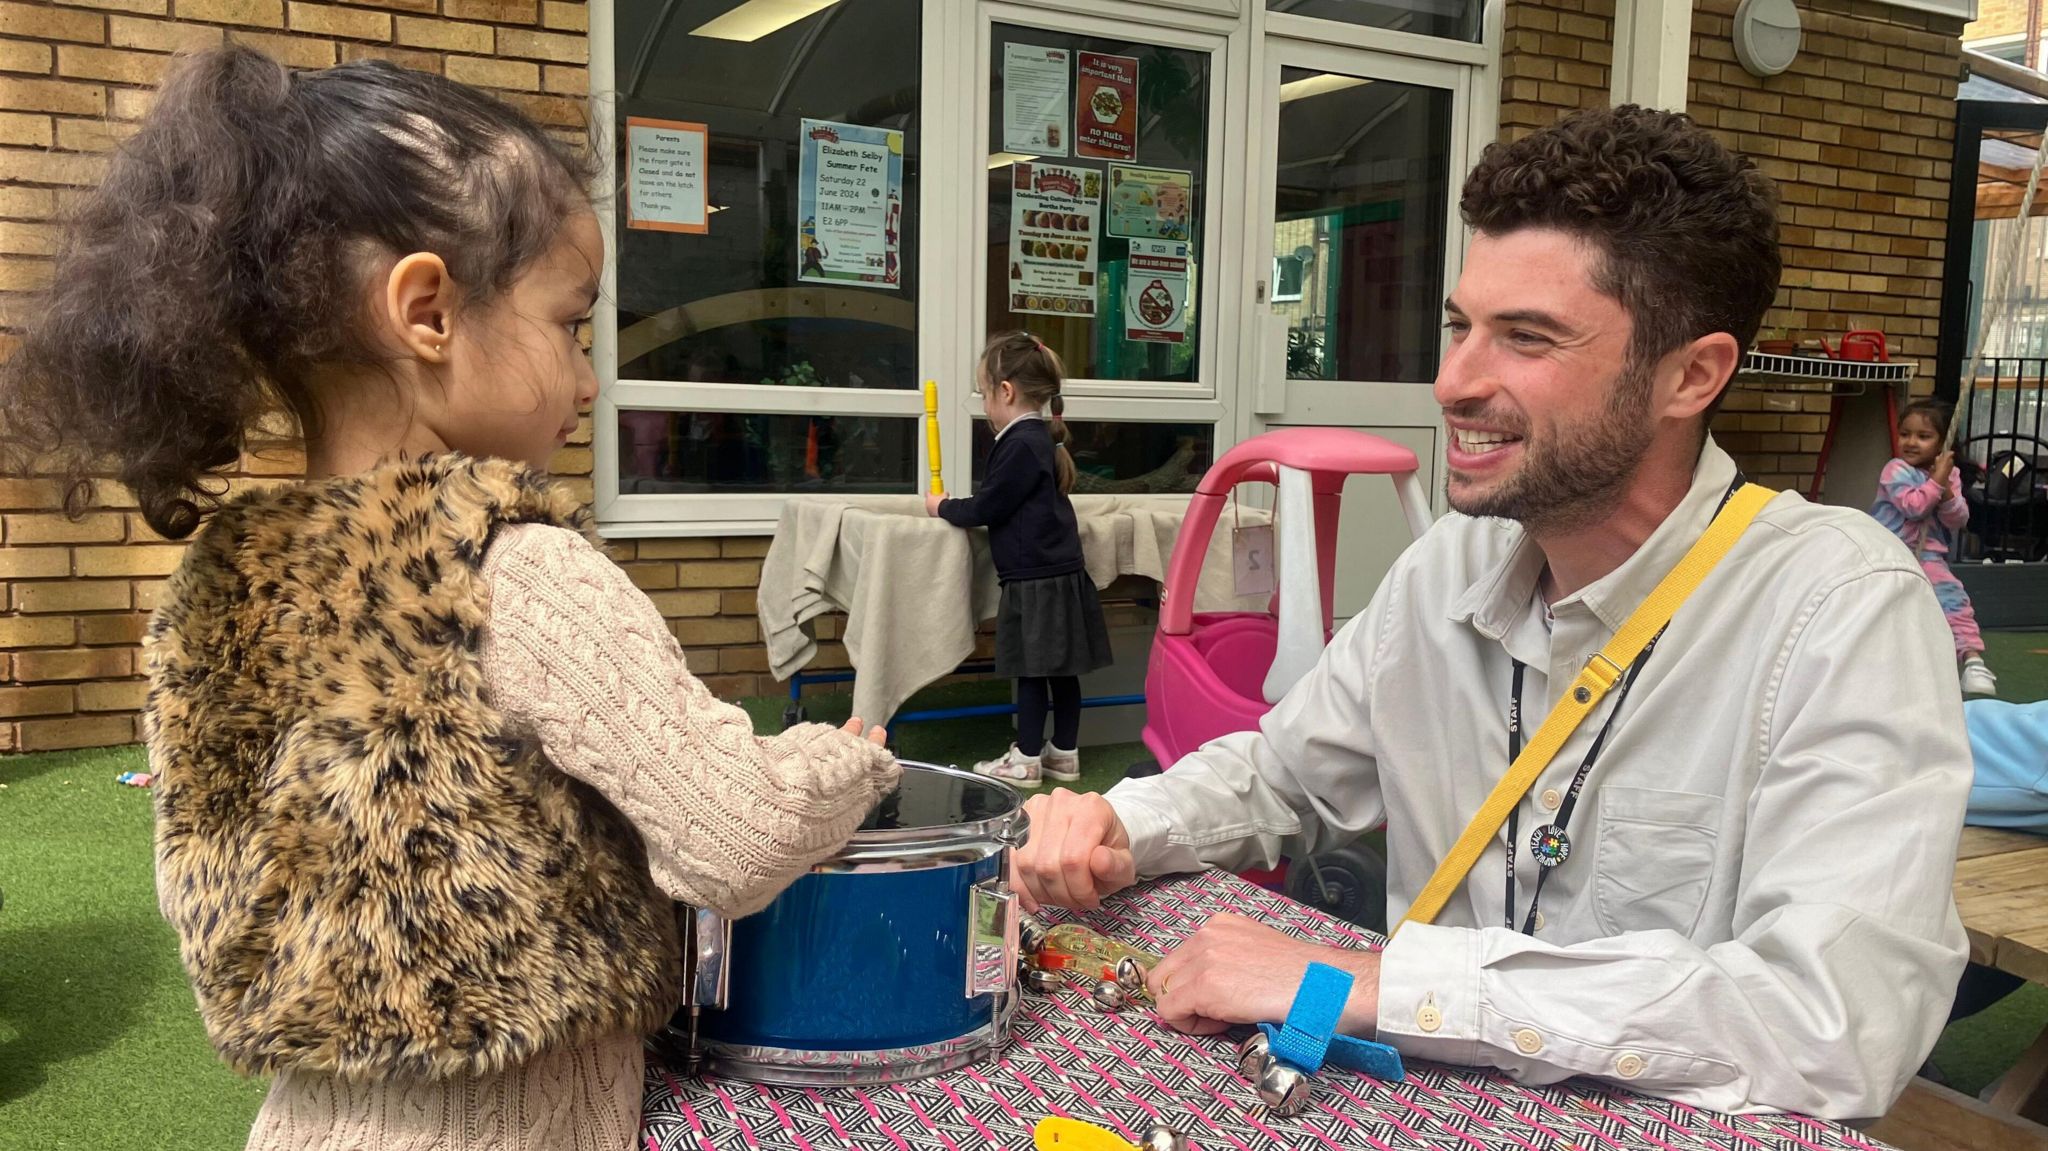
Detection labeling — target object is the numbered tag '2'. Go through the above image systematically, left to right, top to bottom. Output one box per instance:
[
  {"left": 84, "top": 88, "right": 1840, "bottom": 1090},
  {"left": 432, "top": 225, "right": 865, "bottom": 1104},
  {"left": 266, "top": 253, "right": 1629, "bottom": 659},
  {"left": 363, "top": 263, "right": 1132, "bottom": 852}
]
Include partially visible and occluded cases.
[{"left": 1233, "top": 523, "right": 1275, "bottom": 599}]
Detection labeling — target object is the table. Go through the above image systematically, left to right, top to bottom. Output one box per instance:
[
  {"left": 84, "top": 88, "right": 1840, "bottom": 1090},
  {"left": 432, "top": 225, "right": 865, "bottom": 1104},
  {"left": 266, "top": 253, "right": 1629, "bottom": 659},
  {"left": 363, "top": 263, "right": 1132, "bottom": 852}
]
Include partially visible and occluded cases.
[
  {"left": 756, "top": 495, "right": 1266, "bottom": 727},
  {"left": 1954, "top": 826, "right": 2048, "bottom": 986},
  {"left": 1865, "top": 827, "right": 2048, "bottom": 1151},
  {"left": 642, "top": 871, "right": 1894, "bottom": 1151}
]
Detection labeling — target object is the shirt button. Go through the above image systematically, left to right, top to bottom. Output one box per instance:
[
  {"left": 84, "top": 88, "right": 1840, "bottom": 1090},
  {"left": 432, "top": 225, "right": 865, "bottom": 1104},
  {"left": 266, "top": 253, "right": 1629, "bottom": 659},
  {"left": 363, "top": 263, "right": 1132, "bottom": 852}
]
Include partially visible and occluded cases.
[
  {"left": 1539, "top": 788, "right": 1563, "bottom": 811},
  {"left": 1532, "top": 911, "right": 1547, "bottom": 931},
  {"left": 1417, "top": 1004, "right": 1443, "bottom": 1033},
  {"left": 1513, "top": 1028, "right": 1544, "bottom": 1055},
  {"left": 1615, "top": 1052, "right": 1646, "bottom": 1079}
]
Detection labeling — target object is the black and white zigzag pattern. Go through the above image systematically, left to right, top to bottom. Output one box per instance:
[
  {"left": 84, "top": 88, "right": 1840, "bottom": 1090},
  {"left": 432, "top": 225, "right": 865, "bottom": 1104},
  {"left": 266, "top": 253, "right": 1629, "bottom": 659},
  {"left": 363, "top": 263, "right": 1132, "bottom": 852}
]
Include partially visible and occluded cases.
[{"left": 642, "top": 873, "right": 1898, "bottom": 1151}]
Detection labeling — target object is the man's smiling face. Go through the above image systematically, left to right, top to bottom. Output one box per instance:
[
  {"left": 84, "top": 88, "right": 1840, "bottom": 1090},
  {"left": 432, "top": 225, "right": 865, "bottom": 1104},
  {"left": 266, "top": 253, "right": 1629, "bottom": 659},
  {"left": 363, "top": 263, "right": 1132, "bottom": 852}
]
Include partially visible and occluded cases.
[{"left": 1434, "top": 227, "right": 1655, "bottom": 533}]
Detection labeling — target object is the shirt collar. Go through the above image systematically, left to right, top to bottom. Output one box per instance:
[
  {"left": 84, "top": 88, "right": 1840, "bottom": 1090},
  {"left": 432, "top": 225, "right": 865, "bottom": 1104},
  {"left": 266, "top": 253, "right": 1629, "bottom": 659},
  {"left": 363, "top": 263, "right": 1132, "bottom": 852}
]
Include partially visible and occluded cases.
[
  {"left": 993, "top": 410, "right": 1043, "bottom": 442},
  {"left": 1449, "top": 437, "right": 1742, "bottom": 639}
]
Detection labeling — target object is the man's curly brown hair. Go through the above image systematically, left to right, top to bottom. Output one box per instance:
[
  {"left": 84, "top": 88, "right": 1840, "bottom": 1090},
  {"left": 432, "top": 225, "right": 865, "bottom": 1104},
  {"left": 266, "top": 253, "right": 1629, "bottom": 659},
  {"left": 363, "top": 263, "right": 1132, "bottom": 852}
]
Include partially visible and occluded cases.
[{"left": 1460, "top": 105, "right": 1780, "bottom": 413}]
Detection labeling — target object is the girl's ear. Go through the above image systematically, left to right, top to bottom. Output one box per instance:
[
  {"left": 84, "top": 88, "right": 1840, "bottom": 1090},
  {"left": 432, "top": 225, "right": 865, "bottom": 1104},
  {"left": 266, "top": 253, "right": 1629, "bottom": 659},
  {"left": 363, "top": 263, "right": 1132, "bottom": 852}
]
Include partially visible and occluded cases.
[
  {"left": 385, "top": 251, "right": 455, "bottom": 364},
  {"left": 998, "top": 379, "right": 1017, "bottom": 406}
]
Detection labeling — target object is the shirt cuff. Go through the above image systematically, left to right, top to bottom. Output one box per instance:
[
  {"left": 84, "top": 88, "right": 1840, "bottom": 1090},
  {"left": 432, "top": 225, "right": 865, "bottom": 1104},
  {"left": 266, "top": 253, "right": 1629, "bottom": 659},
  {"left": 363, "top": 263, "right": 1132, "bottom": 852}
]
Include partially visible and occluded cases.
[
  {"left": 1104, "top": 779, "right": 1205, "bottom": 878},
  {"left": 1373, "top": 920, "right": 1484, "bottom": 1065}
]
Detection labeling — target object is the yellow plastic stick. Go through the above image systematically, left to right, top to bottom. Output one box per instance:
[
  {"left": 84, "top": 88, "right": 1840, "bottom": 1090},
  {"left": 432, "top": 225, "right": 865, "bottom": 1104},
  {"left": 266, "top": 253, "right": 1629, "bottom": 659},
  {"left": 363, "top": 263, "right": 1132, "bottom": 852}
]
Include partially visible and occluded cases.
[
  {"left": 923, "top": 378, "right": 944, "bottom": 496},
  {"left": 1033, "top": 1117, "right": 1134, "bottom": 1151}
]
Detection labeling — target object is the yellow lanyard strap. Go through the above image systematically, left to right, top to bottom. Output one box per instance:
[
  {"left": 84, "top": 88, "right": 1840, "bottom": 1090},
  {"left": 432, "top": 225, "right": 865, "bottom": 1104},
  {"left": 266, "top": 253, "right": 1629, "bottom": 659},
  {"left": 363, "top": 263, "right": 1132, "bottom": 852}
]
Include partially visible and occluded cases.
[{"left": 1397, "top": 483, "right": 1776, "bottom": 933}]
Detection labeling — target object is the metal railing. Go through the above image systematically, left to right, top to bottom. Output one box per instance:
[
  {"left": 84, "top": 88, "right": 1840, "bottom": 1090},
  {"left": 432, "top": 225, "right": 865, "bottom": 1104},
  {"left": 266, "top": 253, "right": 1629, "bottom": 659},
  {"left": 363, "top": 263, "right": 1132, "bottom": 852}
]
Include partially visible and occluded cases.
[{"left": 1956, "top": 357, "right": 2048, "bottom": 562}]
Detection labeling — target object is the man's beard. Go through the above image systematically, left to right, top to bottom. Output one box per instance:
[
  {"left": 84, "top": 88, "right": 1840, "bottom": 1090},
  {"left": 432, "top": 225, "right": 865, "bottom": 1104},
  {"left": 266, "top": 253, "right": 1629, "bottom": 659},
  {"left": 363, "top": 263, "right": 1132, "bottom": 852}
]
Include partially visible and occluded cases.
[{"left": 1446, "top": 360, "right": 1656, "bottom": 534}]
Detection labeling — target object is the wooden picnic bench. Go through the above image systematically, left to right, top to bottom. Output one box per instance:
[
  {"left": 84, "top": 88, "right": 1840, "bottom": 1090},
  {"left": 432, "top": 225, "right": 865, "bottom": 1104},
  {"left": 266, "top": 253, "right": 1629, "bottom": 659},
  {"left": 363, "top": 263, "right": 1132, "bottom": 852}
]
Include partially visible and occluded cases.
[{"left": 1873, "top": 826, "right": 2048, "bottom": 1151}]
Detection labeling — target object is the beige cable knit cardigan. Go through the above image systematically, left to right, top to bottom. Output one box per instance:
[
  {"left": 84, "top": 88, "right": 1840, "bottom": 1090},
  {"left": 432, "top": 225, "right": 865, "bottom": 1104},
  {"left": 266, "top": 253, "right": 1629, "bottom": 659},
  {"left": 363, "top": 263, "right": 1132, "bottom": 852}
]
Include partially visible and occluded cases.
[{"left": 243, "top": 522, "right": 899, "bottom": 1151}]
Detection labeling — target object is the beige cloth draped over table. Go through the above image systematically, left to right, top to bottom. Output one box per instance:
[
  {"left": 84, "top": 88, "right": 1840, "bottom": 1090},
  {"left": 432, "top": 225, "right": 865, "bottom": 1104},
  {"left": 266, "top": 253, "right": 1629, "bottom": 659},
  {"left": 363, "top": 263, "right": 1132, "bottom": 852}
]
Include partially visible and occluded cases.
[{"left": 758, "top": 494, "right": 1270, "bottom": 726}]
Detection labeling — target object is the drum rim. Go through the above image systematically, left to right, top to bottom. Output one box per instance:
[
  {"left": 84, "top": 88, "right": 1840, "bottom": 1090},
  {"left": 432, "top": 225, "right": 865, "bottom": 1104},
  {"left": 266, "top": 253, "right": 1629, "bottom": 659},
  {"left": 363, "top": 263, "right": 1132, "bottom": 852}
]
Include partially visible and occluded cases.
[
  {"left": 850, "top": 759, "right": 1027, "bottom": 854},
  {"left": 694, "top": 996, "right": 1019, "bottom": 1086}
]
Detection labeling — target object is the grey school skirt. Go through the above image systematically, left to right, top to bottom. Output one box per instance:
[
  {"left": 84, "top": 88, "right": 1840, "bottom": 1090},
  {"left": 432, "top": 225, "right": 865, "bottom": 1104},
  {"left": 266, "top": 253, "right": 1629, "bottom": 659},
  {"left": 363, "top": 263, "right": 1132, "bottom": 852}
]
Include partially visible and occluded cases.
[{"left": 994, "top": 570, "right": 1114, "bottom": 679}]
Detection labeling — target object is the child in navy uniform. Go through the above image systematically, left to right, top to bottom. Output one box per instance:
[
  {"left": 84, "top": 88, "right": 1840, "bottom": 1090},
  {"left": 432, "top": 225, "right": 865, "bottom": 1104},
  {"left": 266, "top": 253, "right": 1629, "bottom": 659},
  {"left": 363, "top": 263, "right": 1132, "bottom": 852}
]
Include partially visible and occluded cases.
[{"left": 927, "top": 331, "right": 1112, "bottom": 787}]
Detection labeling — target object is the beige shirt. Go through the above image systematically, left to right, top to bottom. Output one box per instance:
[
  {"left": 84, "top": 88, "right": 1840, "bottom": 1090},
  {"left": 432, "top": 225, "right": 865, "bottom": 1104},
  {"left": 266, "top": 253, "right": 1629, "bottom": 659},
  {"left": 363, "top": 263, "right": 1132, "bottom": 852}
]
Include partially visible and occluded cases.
[{"left": 1107, "top": 439, "right": 1971, "bottom": 1120}]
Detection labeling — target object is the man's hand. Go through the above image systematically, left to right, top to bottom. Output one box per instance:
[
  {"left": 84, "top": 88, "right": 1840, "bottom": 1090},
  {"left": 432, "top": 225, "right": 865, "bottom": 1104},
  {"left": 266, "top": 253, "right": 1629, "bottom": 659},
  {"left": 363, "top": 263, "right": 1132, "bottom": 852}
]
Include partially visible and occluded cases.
[
  {"left": 1932, "top": 450, "right": 1954, "bottom": 488},
  {"left": 925, "top": 492, "right": 945, "bottom": 517},
  {"left": 840, "top": 716, "right": 888, "bottom": 746},
  {"left": 1015, "top": 788, "right": 1136, "bottom": 912},
  {"left": 1145, "top": 913, "right": 1380, "bottom": 1038}
]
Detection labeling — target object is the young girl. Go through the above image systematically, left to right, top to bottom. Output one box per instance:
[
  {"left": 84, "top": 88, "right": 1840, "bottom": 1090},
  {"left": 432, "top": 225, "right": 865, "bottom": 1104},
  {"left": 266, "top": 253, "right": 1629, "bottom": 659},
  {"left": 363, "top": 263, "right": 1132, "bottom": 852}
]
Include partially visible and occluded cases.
[
  {"left": 0, "top": 48, "right": 899, "bottom": 1151},
  {"left": 926, "top": 332, "right": 1112, "bottom": 786},
  {"left": 1871, "top": 399, "right": 1998, "bottom": 696}
]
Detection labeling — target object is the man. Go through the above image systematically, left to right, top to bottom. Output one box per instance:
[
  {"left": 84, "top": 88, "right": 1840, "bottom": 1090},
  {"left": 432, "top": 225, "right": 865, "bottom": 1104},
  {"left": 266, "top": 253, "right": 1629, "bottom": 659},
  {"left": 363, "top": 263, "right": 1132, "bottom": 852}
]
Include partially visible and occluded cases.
[{"left": 1016, "top": 106, "right": 1970, "bottom": 1121}]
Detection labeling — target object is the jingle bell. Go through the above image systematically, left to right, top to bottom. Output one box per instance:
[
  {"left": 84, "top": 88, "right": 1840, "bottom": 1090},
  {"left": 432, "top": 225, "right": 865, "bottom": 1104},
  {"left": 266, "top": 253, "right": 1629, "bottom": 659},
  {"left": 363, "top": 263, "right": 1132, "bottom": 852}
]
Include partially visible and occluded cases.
[
  {"left": 1019, "top": 912, "right": 1049, "bottom": 957},
  {"left": 1114, "top": 955, "right": 1147, "bottom": 994},
  {"left": 1023, "top": 967, "right": 1064, "bottom": 994},
  {"left": 1090, "top": 980, "right": 1128, "bottom": 1011},
  {"left": 1235, "top": 1030, "right": 1272, "bottom": 1081},
  {"left": 1256, "top": 1060, "right": 1313, "bottom": 1118},
  {"left": 1136, "top": 1124, "right": 1189, "bottom": 1151}
]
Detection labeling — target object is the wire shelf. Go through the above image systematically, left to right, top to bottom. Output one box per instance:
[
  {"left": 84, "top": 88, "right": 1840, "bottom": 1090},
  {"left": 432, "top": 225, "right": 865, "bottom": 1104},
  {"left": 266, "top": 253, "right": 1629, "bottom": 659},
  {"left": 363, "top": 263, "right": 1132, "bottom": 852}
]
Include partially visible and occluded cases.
[{"left": 1733, "top": 352, "right": 1917, "bottom": 396}]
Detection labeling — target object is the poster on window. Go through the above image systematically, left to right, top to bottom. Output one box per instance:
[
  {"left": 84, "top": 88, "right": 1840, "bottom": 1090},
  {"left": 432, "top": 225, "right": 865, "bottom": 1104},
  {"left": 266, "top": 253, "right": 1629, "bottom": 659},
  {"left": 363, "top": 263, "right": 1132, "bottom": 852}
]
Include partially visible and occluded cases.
[
  {"left": 1002, "top": 44, "right": 1070, "bottom": 156},
  {"left": 1075, "top": 52, "right": 1138, "bottom": 161},
  {"left": 625, "top": 117, "right": 709, "bottom": 234},
  {"left": 797, "top": 118, "right": 903, "bottom": 289},
  {"left": 1008, "top": 162, "right": 1101, "bottom": 317},
  {"left": 1106, "top": 164, "right": 1192, "bottom": 242},
  {"left": 1124, "top": 239, "right": 1187, "bottom": 343}
]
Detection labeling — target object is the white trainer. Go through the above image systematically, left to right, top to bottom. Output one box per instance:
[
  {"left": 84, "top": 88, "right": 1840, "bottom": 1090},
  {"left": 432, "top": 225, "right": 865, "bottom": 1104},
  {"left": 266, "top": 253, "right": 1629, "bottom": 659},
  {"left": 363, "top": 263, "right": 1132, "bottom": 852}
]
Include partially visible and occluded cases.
[
  {"left": 1962, "top": 657, "right": 1999, "bottom": 697},
  {"left": 972, "top": 744, "right": 1043, "bottom": 788},
  {"left": 1042, "top": 745, "right": 1081, "bottom": 782}
]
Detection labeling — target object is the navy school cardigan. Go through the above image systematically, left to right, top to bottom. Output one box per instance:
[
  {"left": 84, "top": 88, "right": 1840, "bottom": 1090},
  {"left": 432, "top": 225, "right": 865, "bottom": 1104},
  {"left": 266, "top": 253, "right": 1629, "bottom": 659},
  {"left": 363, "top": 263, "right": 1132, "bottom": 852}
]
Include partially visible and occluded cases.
[{"left": 936, "top": 417, "right": 1085, "bottom": 582}]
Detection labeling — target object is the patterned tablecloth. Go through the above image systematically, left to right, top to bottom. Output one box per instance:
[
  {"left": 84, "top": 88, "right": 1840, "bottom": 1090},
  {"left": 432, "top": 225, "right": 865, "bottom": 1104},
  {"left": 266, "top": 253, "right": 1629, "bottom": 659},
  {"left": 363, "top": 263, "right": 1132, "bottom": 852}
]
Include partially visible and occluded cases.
[{"left": 641, "top": 871, "right": 1897, "bottom": 1151}]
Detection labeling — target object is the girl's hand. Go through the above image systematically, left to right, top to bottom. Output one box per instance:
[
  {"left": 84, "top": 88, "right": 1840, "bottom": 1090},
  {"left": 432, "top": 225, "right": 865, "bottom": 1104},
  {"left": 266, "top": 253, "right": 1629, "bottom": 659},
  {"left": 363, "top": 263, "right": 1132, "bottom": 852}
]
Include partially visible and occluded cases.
[
  {"left": 1932, "top": 451, "right": 1954, "bottom": 487},
  {"left": 924, "top": 492, "right": 944, "bottom": 517},
  {"left": 841, "top": 716, "right": 888, "bottom": 746}
]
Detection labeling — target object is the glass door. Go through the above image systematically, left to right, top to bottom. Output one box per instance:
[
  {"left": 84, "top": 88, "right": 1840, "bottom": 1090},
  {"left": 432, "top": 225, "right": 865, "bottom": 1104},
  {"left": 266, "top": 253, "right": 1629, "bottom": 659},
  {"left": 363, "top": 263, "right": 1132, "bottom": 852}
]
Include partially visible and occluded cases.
[{"left": 1244, "top": 37, "right": 1470, "bottom": 621}]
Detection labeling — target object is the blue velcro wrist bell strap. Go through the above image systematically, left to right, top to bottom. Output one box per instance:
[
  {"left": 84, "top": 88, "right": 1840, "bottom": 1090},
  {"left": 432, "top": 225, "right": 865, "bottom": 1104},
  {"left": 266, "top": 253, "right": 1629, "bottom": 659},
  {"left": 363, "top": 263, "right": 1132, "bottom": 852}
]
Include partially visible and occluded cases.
[{"left": 1259, "top": 962, "right": 1407, "bottom": 1082}]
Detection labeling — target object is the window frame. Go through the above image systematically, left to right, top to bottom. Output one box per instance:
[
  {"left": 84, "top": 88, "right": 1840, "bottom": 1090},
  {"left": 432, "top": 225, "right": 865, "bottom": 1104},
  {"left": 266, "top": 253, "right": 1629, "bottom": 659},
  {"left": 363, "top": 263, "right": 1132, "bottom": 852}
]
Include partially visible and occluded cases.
[{"left": 588, "top": 0, "right": 1493, "bottom": 535}]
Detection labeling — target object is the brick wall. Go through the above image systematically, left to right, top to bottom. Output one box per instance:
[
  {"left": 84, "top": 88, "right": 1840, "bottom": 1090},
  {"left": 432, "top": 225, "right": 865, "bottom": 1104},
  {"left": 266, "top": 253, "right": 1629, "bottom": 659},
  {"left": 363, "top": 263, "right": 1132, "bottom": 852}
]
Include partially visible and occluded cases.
[
  {"left": 0, "top": 0, "right": 823, "bottom": 753},
  {"left": 1498, "top": 0, "right": 1614, "bottom": 143},
  {"left": 1690, "top": 0, "right": 1963, "bottom": 492},
  {"left": 1965, "top": 0, "right": 2028, "bottom": 44}
]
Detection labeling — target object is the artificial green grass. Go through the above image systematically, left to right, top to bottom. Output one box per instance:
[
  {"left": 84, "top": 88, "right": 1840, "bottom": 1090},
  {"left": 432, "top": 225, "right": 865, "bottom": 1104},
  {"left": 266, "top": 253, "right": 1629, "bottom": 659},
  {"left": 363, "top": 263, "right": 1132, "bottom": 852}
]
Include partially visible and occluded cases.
[
  {"left": 1984, "top": 629, "right": 2048, "bottom": 706},
  {"left": 3, "top": 638, "right": 2045, "bottom": 1148},
  {"left": 0, "top": 744, "right": 267, "bottom": 1151}
]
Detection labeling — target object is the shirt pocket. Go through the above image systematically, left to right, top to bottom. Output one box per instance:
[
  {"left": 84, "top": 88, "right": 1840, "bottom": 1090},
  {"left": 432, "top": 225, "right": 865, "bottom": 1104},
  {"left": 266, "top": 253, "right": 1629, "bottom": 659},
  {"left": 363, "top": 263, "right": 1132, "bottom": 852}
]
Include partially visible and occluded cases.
[{"left": 1592, "top": 786, "right": 1721, "bottom": 938}]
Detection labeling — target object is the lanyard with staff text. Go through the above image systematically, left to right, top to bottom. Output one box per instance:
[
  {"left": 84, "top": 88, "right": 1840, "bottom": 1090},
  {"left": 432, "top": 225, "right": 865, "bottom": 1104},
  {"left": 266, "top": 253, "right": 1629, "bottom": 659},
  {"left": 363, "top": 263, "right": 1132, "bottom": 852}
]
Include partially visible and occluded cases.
[
  {"left": 1397, "top": 475, "right": 1773, "bottom": 935},
  {"left": 1502, "top": 635, "right": 1658, "bottom": 934}
]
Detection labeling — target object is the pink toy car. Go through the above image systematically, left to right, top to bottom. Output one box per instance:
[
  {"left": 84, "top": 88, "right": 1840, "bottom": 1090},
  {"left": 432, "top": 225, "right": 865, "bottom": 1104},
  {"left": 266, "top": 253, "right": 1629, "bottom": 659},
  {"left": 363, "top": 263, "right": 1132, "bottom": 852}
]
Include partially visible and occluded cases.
[{"left": 1139, "top": 427, "right": 1432, "bottom": 927}]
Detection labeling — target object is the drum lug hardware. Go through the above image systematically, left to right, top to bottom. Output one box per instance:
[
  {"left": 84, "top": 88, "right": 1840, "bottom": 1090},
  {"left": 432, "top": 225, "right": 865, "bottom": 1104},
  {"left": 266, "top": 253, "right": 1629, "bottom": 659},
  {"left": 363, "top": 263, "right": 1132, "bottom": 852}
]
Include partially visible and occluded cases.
[
  {"left": 968, "top": 878, "right": 1019, "bottom": 998},
  {"left": 686, "top": 907, "right": 732, "bottom": 1011}
]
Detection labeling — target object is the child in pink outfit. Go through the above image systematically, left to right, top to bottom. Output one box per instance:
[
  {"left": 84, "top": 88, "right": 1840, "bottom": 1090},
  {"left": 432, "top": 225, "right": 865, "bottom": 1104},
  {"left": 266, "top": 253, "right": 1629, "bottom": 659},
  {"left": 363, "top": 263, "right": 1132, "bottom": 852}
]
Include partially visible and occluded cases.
[{"left": 1870, "top": 399, "right": 1997, "bottom": 696}]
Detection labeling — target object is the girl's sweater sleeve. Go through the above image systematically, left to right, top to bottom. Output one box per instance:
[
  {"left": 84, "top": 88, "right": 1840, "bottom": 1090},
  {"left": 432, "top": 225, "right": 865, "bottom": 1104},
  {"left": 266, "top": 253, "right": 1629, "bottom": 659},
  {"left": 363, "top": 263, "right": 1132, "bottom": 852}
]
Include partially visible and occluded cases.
[
  {"left": 937, "top": 437, "right": 1033, "bottom": 529},
  {"left": 1877, "top": 458, "right": 1946, "bottom": 521},
  {"left": 1939, "top": 470, "right": 1971, "bottom": 530},
  {"left": 477, "top": 523, "right": 901, "bottom": 918}
]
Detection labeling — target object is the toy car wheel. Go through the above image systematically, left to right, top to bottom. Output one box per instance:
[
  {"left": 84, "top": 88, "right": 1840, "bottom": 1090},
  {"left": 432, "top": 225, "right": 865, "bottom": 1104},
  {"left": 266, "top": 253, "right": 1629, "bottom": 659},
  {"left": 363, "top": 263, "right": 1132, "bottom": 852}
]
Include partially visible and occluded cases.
[
  {"left": 781, "top": 703, "right": 808, "bottom": 730},
  {"left": 1125, "top": 757, "right": 1162, "bottom": 779},
  {"left": 1286, "top": 843, "right": 1388, "bottom": 935}
]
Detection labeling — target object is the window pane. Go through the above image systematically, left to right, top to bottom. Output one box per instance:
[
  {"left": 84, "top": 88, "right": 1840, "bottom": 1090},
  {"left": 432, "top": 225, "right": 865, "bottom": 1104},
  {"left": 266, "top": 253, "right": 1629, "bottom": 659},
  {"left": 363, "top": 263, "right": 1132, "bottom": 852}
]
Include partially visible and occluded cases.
[
  {"left": 614, "top": 0, "right": 919, "bottom": 389},
  {"left": 1267, "top": 0, "right": 1482, "bottom": 43},
  {"left": 986, "top": 25, "right": 1212, "bottom": 383},
  {"left": 1273, "top": 68, "right": 1451, "bottom": 384},
  {"left": 619, "top": 411, "right": 918, "bottom": 493},
  {"left": 971, "top": 420, "right": 1213, "bottom": 494}
]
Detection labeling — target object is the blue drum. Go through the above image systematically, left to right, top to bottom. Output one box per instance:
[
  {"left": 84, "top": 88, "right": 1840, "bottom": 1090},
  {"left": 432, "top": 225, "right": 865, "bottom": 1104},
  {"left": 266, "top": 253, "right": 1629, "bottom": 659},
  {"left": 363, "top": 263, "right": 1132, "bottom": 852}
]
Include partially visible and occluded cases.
[{"left": 670, "top": 761, "right": 1028, "bottom": 1085}]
